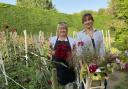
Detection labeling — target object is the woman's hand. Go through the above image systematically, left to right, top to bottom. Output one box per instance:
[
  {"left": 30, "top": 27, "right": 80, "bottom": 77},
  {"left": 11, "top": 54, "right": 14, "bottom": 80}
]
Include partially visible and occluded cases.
[
  {"left": 47, "top": 41, "right": 55, "bottom": 57},
  {"left": 48, "top": 49, "right": 55, "bottom": 57}
]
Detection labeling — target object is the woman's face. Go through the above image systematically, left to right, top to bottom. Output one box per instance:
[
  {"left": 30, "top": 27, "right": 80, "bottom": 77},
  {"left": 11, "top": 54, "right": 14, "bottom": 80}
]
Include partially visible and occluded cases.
[
  {"left": 83, "top": 16, "right": 93, "bottom": 29},
  {"left": 58, "top": 26, "right": 67, "bottom": 36}
]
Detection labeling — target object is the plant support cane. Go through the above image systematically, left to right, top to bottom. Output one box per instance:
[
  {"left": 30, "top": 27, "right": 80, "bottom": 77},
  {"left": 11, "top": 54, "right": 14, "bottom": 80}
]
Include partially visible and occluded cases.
[
  {"left": 23, "top": 30, "right": 28, "bottom": 67},
  {"left": 0, "top": 52, "right": 8, "bottom": 85}
]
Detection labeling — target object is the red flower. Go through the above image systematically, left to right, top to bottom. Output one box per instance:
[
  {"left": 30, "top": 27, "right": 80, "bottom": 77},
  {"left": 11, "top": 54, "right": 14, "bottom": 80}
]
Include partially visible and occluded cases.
[
  {"left": 12, "top": 28, "right": 17, "bottom": 32},
  {"left": 55, "top": 44, "right": 71, "bottom": 60},
  {"left": 125, "top": 63, "right": 128, "bottom": 71},
  {"left": 89, "top": 64, "right": 98, "bottom": 73},
  {"left": 47, "top": 80, "right": 52, "bottom": 85}
]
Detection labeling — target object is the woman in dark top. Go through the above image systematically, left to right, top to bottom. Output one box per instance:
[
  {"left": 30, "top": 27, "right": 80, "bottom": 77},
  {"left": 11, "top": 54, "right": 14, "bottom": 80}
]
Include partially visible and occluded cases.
[{"left": 49, "top": 22, "right": 76, "bottom": 87}]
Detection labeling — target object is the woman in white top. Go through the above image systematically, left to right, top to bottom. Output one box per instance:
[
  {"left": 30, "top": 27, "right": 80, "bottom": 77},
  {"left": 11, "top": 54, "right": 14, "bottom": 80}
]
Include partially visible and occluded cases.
[
  {"left": 76, "top": 13, "right": 105, "bottom": 89},
  {"left": 76, "top": 13, "right": 105, "bottom": 58},
  {"left": 49, "top": 22, "right": 76, "bottom": 86}
]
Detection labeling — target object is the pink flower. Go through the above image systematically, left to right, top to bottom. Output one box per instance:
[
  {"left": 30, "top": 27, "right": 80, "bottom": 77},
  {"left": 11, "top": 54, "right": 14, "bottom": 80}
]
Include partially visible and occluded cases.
[{"left": 78, "top": 41, "right": 84, "bottom": 46}]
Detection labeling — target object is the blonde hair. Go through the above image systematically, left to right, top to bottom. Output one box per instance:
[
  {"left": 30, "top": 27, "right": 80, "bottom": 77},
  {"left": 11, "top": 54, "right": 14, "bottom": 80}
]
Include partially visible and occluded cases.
[{"left": 56, "top": 21, "right": 68, "bottom": 36}]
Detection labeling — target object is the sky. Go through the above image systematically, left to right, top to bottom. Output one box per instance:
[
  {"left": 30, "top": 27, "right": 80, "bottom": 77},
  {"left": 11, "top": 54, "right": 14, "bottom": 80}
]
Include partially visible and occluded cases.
[{"left": 0, "top": 0, "right": 109, "bottom": 14}]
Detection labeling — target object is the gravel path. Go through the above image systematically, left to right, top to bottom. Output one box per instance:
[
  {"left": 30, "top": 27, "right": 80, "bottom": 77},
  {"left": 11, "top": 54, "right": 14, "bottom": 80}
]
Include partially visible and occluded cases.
[{"left": 107, "top": 71, "right": 126, "bottom": 89}]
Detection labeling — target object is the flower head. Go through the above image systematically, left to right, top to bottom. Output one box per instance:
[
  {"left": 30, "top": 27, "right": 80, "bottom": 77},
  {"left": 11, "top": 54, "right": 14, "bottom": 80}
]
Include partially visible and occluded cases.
[
  {"left": 12, "top": 28, "right": 17, "bottom": 32},
  {"left": 78, "top": 40, "right": 84, "bottom": 47},
  {"left": 54, "top": 44, "right": 71, "bottom": 60},
  {"left": 89, "top": 64, "right": 98, "bottom": 73},
  {"left": 47, "top": 80, "right": 52, "bottom": 85}
]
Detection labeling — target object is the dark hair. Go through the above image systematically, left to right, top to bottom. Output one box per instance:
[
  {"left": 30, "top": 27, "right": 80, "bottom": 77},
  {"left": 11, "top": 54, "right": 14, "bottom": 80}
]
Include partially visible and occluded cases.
[{"left": 82, "top": 13, "right": 94, "bottom": 24}]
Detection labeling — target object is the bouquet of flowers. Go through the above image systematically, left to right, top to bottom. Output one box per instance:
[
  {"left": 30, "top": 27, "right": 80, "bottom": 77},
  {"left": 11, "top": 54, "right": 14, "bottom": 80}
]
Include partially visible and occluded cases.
[
  {"left": 76, "top": 40, "right": 110, "bottom": 80},
  {"left": 76, "top": 40, "right": 99, "bottom": 64}
]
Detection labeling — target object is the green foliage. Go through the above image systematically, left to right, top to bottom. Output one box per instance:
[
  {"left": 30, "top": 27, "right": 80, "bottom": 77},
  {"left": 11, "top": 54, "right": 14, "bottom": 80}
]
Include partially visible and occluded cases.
[
  {"left": 16, "top": 0, "right": 54, "bottom": 10},
  {"left": 108, "top": 0, "right": 128, "bottom": 51},
  {"left": 0, "top": 3, "right": 112, "bottom": 36},
  {"left": 0, "top": 3, "right": 75, "bottom": 35},
  {"left": 98, "top": 8, "right": 106, "bottom": 15},
  {"left": 0, "top": 29, "right": 53, "bottom": 89}
]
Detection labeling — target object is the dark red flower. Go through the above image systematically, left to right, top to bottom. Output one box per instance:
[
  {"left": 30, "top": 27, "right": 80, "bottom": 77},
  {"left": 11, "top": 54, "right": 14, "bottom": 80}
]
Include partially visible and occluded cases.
[
  {"left": 12, "top": 28, "right": 17, "bottom": 32},
  {"left": 78, "top": 41, "right": 84, "bottom": 46},
  {"left": 81, "top": 41, "right": 84, "bottom": 46},
  {"left": 78, "top": 42, "right": 81, "bottom": 46},
  {"left": 55, "top": 44, "right": 71, "bottom": 60},
  {"left": 125, "top": 63, "right": 128, "bottom": 71},
  {"left": 89, "top": 64, "right": 98, "bottom": 73},
  {"left": 47, "top": 80, "right": 52, "bottom": 85}
]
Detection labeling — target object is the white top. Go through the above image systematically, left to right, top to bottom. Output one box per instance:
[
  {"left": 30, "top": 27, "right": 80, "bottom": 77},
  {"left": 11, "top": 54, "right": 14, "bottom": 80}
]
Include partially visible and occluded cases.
[
  {"left": 76, "top": 29, "right": 105, "bottom": 57},
  {"left": 49, "top": 36, "right": 75, "bottom": 49}
]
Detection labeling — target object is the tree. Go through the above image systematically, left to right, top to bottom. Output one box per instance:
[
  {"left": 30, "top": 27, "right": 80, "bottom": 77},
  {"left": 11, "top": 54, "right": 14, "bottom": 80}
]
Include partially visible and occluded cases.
[
  {"left": 16, "top": 0, "right": 54, "bottom": 10},
  {"left": 108, "top": 0, "right": 128, "bottom": 51}
]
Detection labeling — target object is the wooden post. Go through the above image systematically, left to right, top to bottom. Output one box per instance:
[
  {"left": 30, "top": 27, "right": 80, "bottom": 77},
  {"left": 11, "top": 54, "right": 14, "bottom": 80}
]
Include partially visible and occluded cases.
[
  {"left": 23, "top": 30, "right": 28, "bottom": 67},
  {"left": 108, "top": 30, "right": 111, "bottom": 50},
  {"left": 0, "top": 52, "right": 8, "bottom": 85},
  {"left": 51, "top": 68, "right": 59, "bottom": 89}
]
